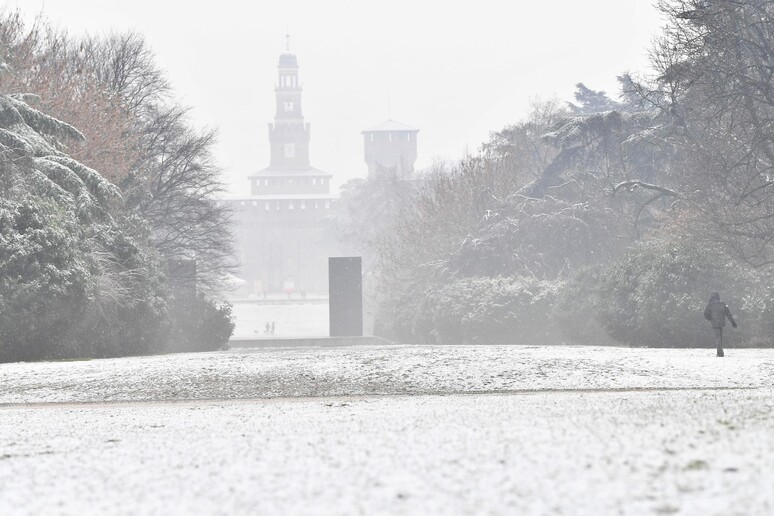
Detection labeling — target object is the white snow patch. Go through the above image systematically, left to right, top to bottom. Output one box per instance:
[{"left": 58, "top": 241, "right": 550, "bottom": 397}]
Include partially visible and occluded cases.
[
  {"left": 0, "top": 346, "right": 771, "bottom": 404},
  {"left": 1, "top": 346, "right": 772, "bottom": 514},
  {"left": 0, "top": 390, "right": 772, "bottom": 515}
]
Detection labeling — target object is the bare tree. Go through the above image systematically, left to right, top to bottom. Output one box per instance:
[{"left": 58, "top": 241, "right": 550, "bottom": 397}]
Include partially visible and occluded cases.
[
  {"left": 626, "top": 0, "right": 774, "bottom": 265},
  {"left": 0, "top": 13, "right": 233, "bottom": 292},
  {"left": 0, "top": 14, "right": 140, "bottom": 185},
  {"left": 129, "top": 104, "right": 234, "bottom": 292}
]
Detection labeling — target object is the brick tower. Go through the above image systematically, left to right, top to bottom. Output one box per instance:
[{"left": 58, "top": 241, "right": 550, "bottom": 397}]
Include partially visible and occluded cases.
[{"left": 362, "top": 119, "right": 419, "bottom": 179}]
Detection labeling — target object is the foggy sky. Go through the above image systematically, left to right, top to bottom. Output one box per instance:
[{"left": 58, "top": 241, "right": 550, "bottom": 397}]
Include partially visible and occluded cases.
[{"left": 15, "top": 0, "right": 663, "bottom": 193}]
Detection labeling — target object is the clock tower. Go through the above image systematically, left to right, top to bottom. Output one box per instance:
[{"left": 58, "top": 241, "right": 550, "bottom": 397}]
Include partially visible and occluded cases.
[
  {"left": 225, "top": 40, "right": 337, "bottom": 296},
  {"left": 269, "top": 40, "right": 311, "bottom": 170}
]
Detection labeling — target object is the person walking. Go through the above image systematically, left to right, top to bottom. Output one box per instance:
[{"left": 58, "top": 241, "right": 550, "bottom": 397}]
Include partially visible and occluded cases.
[{"left": 704, "top": 292, "right": 737, "bottom": 357}]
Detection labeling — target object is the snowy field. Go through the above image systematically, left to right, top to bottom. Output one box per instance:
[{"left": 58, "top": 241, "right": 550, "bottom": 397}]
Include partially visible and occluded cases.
[
  {"left": 0, "top": 345, "right": 772, "bottom": 404},
  {"left": 1, "top": 346, "right": 773, "bottom": 515}
]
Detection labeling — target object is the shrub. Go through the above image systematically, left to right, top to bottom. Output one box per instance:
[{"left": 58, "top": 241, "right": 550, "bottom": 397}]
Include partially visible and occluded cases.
[
  {"left": 0, "top": 197, "right": 90, "bottom": 361},
  {"left": 589, "top": 239, "right": 774, "bottom": 347},
  {"left": 553, "top": 266, "right": 619, "bottom": 346},
  {"left": 419, "top": 276, "right": 563, "bottom": 345},
  {"left": 167, "top": 296, "right": 234, "bottom": 353}
]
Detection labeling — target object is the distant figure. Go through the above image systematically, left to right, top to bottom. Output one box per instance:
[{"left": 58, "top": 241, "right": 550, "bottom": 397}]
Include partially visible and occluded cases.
[
  {"left": 704, "top": 292, "right": 737, "bottom": 357},
  {"left": 264, "top": 322, "right": 271, "bottom": 335},
  {"left": 270, "top": 322, "right": 275, "bottom": 335}
]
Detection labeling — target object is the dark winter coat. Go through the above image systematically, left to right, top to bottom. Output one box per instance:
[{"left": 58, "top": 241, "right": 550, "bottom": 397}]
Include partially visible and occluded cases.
[{"left": 704, "top": 293, "right": 736, "bottom": 329}]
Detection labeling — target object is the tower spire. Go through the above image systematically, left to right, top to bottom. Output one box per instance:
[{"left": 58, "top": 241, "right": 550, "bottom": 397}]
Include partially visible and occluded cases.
[
  {"left": 285, "top": 31, "right": 290, "bottom": 52},
  {"left": 270, "top": 44, "right": 308, "bottom": 170}
]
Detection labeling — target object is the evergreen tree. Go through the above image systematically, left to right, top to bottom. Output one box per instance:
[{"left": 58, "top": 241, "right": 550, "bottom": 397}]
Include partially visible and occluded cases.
[
  {"left": 567, "top": 83, "right": 622, "bottom": 114},
  {"left": 0, "top": 92, "right": 166, "bottom": 361}
]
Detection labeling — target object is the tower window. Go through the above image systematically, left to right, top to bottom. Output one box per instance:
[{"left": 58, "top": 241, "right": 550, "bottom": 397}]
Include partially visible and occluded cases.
[
  {"left": 284, "top": 101, "right": 294, "bottom": 112},
  {"left": 388, "top": 133, "right": 393, "bottom": 142},
  {"left": 407, "top": 133, "right": 411, "bottom": 141},
  {"left": 370, "top": 134, "right": 374, "bottom": 143},
  {"left": 284, "top": 143, "right": 296, "bottom": 158},
  {"left": 288, "top": 201, "right": 294, "bottom": 210},
  {"left": 300, "top": 201, "right": 306, "bottom": 210}
]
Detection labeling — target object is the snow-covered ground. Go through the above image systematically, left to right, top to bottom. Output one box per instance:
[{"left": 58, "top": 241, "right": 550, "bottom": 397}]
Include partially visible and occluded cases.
[
  {"left": 0, "top": 345, "right": 772, "bottom": 404},
  {"left": 1, "top": 346, "right": 773, "bottom": 515}
]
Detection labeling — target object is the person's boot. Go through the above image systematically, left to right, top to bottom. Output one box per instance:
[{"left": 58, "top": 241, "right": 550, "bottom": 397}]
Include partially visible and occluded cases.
[{"left": 717, "top": 348, "right": 724, "bottom": 357}]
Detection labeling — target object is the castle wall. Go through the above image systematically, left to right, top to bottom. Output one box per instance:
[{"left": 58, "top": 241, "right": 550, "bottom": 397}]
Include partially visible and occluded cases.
[
  {"left": 250, "top": 175, "right": 331, "bottom": 196},
  {"left": 225, "top": 197, "right": 336, "bottom": 296}
]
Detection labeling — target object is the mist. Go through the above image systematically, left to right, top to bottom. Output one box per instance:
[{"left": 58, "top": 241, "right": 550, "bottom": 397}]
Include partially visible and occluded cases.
[{"left": 2, "top": 1, "right": 774, "bottom": 515}]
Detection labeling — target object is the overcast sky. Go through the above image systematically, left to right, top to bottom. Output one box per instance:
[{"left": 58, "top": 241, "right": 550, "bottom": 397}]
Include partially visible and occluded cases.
[{"left": 15, "top": 1, "right": 664, "bottom": 194}]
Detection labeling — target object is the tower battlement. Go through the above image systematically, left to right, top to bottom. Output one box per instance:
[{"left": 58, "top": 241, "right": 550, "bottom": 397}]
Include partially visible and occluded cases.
[{"left": 362, "top": 119, "right": 419, "bottom": 179}]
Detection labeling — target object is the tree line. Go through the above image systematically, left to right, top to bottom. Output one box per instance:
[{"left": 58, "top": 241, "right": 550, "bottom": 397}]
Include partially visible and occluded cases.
[
  {"left": 335, "top": 0, "right": 774, "bottom": 348},
  {"left": 0, "top": 12, "right": 234, "bottom": 362}
]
